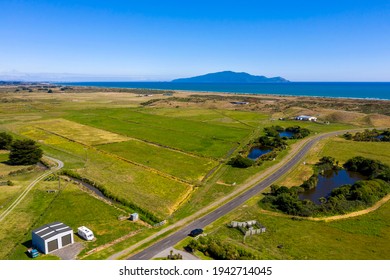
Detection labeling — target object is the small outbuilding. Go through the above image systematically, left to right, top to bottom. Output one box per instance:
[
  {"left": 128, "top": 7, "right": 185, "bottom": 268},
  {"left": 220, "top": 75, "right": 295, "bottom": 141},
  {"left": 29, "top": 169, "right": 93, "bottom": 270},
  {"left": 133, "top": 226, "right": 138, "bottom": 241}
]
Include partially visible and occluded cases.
[
  {"left": 130, "top": 213, "right": 139, "bottom": 221},
  {"left": 32, "top": 222, "right": 74, "bottom": 254}
]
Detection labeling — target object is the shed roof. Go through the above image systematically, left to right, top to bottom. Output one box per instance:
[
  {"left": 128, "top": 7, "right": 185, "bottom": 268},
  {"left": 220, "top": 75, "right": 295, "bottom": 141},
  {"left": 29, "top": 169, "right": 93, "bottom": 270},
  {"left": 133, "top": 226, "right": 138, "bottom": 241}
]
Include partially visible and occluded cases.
[{"left": 32, "top": 222, "right": 73, "bottom": 241}]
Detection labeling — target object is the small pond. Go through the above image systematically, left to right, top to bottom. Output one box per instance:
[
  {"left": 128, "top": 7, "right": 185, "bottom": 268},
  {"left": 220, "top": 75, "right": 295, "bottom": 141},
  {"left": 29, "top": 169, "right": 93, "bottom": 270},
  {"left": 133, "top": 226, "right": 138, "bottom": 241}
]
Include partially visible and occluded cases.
[
  {"left": 279, "top": 131, "right": 294, "bottom": 138},
  {"left": 247, "top": 147, "right": 272, "bottom": 160},
  {"left": 299, "top": 169, "right": 366, "bottom": 204}
]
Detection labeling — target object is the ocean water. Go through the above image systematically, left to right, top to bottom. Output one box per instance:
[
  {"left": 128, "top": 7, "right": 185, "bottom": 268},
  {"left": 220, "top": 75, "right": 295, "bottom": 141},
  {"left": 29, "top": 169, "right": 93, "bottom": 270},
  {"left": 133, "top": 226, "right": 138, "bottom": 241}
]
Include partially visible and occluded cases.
[{"left": 59, "top": 82, "right": 390, "bottom": 100}]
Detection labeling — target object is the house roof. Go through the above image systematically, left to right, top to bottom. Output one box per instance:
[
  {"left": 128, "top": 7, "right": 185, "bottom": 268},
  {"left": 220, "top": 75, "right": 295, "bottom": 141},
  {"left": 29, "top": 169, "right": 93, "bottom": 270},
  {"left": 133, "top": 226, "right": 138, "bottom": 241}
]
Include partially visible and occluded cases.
[{"left": 32, "top": 222, "right": 73, "bottom": 241}]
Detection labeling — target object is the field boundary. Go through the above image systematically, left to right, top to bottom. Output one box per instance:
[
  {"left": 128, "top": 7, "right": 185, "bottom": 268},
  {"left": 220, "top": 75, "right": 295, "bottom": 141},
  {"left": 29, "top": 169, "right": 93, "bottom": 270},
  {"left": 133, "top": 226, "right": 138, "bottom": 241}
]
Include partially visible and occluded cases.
[
  {"left": 212, "top": 109, "right": 255, "bottom": 128},
  {"left": 105, "top": 116, "right": 237, "bottom": 159},
  {"left": 34, "top": 126, "right": 194, "bottom": 186}
]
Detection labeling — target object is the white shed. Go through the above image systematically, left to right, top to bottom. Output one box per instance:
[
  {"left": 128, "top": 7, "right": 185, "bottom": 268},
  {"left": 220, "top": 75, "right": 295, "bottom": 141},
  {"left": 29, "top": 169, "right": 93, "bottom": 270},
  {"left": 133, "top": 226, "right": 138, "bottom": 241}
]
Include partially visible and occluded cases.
[
  {"left": 130, "top": 213, "right": 139, "bottom": 221},
  {"left": 32, "top": 222, "right": 74, "bottom": 254}
]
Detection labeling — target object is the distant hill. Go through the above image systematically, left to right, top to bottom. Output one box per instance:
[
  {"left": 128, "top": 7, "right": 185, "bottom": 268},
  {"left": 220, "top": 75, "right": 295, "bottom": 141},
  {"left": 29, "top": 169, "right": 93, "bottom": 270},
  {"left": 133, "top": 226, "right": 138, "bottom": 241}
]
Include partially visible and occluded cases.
[{"left": 171, "top": 71, "right": 289, "bottom": 83}]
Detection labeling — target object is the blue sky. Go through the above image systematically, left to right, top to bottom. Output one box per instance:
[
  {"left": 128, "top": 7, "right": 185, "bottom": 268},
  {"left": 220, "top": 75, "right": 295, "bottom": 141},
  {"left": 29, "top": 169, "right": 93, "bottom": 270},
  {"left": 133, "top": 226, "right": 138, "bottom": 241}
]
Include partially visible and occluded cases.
[{"left": 0, "top": 0, "right": 389, "bottom": 81}]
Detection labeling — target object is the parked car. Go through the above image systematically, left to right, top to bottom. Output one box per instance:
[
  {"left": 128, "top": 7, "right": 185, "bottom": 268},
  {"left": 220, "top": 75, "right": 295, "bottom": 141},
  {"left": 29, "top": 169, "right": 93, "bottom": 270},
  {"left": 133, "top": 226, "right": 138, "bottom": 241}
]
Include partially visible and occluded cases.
[{"left": 189, "top": 228, "right": 203, "bottom": 237}]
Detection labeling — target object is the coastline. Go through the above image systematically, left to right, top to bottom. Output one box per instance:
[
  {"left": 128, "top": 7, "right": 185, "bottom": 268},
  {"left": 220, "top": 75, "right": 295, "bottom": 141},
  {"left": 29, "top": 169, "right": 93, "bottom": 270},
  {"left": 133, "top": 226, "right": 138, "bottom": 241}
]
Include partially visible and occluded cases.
[{"left": 56, "top": 82, "right": 390, "bottom": 101}]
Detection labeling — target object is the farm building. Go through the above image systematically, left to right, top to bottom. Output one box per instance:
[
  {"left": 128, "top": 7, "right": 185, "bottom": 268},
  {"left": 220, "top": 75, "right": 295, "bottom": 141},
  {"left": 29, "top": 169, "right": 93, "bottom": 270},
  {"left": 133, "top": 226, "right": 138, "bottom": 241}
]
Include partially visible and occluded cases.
[
  {"left": 295, "top": 115, "right": 317, "bottom": 122},
  {"left": 32, "top": 222, "right": 74, "bottom": 254}
]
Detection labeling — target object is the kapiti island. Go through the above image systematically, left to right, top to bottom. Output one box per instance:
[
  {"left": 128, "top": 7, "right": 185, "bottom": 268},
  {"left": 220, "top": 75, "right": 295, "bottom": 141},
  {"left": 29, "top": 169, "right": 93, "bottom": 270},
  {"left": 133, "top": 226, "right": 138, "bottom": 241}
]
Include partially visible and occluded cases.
[{"left": 171, "top": 71, "right": 290, "bottom": 83}]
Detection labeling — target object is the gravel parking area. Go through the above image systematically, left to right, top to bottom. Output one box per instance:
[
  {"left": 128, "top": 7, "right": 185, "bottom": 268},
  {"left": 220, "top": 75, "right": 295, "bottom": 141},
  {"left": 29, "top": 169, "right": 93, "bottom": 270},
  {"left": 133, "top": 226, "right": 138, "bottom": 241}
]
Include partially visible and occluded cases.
[{"left": 51, "top": 242, "right": 84, "bottom": 260}]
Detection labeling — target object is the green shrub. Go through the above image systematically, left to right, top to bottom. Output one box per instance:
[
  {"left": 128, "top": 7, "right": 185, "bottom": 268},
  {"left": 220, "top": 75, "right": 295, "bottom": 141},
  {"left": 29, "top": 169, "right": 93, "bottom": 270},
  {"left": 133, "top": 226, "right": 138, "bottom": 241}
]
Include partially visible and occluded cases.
[
  {"left": 228, "top": 155, "right": 253, "bottom": 168},
  {"left": 188, "top": 236, "right": 259, "bottom": 260}
]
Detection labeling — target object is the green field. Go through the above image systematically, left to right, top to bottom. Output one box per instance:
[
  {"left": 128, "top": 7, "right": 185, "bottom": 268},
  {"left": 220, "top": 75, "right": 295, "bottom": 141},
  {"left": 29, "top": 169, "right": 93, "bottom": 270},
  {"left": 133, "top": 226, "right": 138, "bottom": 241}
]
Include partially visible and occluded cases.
[
  {"left": 136, "top": 107, "right": 269, "bottom": 128},
  {"left": 65, "top": 108, "right": 251, "bottom": 158},
  {"left": 31, "top": 118, "right": 129, "bottom": 145},
  {"left": 17, "top": 126, "right": 192, "bottom": 219},
  {"left": 320, "top": 137, "right": 390, "bottom": 165},
  {"left": 99, "top": 140, "right": 217, "bottom": 182},
  {"left": 0, "top": 152, "right": 9, "bottom": 162},
  {"left": 0, "top": 153, "right": 43, "bottom": 215},
  {"left": 0, "top": 153, "right": 35, "bottom": 177},
  {"left": 0, "top": 169, "right": 44, "bottom": 215},
  {"left": 2, "top": 180, "right": 146, "bottom": 260},
  {"left": 0, "top": 185, "right": 22, "bottom": 212},
  {"left": 193, "top": 197, "right": 390, "bottom": 259}
]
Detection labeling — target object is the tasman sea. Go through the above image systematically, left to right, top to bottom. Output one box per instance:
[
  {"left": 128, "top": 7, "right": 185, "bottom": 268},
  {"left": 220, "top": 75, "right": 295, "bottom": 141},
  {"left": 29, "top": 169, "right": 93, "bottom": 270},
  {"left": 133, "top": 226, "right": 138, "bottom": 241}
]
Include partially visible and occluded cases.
[{"left": 60, "top": 82, "right": 390, "bottom": 100}]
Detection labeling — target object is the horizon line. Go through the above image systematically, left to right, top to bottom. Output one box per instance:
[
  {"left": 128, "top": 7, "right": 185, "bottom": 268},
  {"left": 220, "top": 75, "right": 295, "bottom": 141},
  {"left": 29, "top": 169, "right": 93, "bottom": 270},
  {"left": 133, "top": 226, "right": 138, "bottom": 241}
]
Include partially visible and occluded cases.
[{"left": 2, "top": 80, "right": 390, "bottom": 83}]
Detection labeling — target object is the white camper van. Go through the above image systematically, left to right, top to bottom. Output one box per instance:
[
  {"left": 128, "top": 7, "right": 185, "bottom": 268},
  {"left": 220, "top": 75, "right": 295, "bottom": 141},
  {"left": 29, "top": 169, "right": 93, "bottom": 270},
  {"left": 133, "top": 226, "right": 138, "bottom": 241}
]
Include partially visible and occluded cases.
[{"left": 77, "top": 226, "right": 94, "bottom": 241}]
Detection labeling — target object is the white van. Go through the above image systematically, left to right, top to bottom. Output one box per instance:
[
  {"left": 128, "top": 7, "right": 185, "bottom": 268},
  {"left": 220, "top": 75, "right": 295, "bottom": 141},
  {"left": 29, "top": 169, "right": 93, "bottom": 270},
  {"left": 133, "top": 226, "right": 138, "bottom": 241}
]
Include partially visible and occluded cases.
[{"left": 77, "top": 226, "right": 94, "bottom": 241}]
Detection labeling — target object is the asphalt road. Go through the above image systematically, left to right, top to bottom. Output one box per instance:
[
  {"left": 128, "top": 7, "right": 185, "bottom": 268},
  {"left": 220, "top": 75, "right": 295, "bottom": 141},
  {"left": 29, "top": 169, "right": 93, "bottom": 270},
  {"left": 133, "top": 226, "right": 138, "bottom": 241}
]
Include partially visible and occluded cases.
[{"left": 129, "top": 131, "right": 342, "bottom": 260}]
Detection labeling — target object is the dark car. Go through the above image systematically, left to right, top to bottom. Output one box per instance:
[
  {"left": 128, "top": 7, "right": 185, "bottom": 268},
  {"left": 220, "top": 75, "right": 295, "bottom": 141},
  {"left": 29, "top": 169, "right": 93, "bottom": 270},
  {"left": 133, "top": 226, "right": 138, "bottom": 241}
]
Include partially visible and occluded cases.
[{"left": 189, "top": 228, "right": 203, "bottom": 237}]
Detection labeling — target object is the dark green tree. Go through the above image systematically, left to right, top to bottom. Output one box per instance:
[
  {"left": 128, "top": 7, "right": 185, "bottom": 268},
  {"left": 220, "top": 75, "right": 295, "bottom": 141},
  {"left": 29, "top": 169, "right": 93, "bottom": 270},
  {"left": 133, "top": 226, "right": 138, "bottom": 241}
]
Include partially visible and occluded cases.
[
  {"left": 0, "top": 132, "right": 13, "bottom": 149},
  {"left": 9, "top": 139, "right": 43, "bottom": 165},
  {"left": 228, "top": 155, "right": 253, "bottom": 168}
]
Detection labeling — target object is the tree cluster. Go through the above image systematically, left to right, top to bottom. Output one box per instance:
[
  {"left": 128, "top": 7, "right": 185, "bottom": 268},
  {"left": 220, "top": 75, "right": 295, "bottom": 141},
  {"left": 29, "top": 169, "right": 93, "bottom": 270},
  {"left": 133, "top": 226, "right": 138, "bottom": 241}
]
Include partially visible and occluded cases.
[
  {"left": 264, "top": 125, "right": 310, "bottom": 139},
  {"left": 230, "top": 126, "right": 310, "bottom": 169},
  {"left": 263, "top": 126, "right": 284, "bottom": 137},
  {"left": 285, "top": 126, "right": 310, "bottom": 139},
  {"left": 344, "top": 129, "right": 390, "bottom": 142},
  {"left": 0, "top": 132, "right": 43, "bottom": 165},
  {"left": 257, "top": 135, "right": 287, "bottom": 150},
  {"left": 9, "top": 139, "right": 43, "bottom": 165},
  {"left": 228, "top": 155, "right": 254, "bottom": 168},
  {"left": 260, "top": 156, "right": 390, "bottom": 217},
  {"left": 316, "top": 156, "right": 339, "bottom": 171},
  {"left": 343, "top": 156, "right": 390, "bottom": 181},
  {"left": 261, "top": 185, "right": 316, "bottom": 216},
  {"left": 187, "top": 236, "right": 259, "bottom": 260}
]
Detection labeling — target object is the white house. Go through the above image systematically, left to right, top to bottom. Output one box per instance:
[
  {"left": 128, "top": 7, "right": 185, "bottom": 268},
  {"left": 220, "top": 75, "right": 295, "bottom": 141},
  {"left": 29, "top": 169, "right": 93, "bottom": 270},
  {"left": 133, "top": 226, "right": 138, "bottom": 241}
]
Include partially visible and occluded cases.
[{"left": 296, "top": 115, "right": 317, "bottom": 122}]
